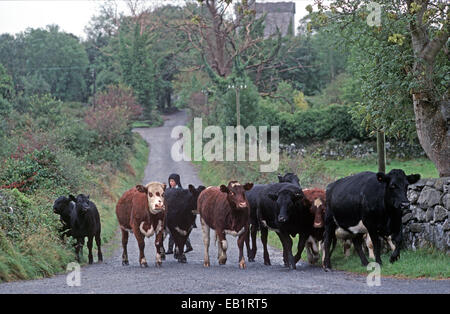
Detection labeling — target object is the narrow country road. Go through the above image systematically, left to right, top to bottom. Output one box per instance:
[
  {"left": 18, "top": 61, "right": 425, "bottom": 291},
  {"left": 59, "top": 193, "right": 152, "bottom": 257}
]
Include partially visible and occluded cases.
[{"left": 0, "top": 110, "right": 448, "bottom": 294}]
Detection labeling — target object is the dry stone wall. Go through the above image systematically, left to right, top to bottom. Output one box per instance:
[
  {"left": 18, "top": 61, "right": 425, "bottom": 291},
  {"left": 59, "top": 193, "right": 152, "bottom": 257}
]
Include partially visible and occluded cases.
[{"left": 404, "top": 178, "right": 450, "bottom": 252}]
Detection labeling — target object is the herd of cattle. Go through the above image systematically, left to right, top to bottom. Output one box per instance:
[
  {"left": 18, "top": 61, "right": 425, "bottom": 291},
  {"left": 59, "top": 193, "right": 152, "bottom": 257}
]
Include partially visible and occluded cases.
[{"left": 52, "top": 169, "right": 420, "bottom": 271}]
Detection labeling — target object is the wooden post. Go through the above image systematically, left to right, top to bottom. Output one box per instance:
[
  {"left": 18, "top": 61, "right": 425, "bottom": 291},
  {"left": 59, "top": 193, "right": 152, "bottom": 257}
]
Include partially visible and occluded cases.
[
  {"left": 236, "top": 86, "right": 240, "bottom": 139},
  {"left": 377, "top": 130, "right": 386, "bottom": 173}
]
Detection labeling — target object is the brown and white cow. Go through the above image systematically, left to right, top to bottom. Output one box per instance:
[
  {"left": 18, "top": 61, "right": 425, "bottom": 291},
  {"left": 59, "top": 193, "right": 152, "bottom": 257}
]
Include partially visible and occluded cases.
[
  {"left": 198, "top": 181, "right": 253, "bottom": 269},
  {"left": 116, "top": 182, "right": 166, "bottom": 267},
  {"left": 293, "top": 188, "right": 326, "bottom": 265}
]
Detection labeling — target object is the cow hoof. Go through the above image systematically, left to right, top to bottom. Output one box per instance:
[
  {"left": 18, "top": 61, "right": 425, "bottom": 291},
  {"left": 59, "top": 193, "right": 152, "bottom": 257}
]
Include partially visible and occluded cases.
[
  {"left": 178, "top": 257, "right": 187, "bottom": 264},
  {"left": 248, "top": 257, "right": 255, "bottom": 263},
  {"left": 218, "top": 258, "right": 227, "bottom": 265},
  {"left": 264, "top": 260, "right": 271, "bottom": 266},
  {"left": 122, "top": 261, "right": 129, "bottom": 266},
  {"left": 204, "top": 261, "right": 210, "bottom": 267},
  {"left": 239, "top": 261, "right": 246, "bottom": 269},
  {"left": 155, "top": 262, "right": 162, "bottom": 267},
  {"left": 140, "top": 263, "right": 148, "bottom": 268},
  {"left": 323, "top": 266, "right": 331, "bottom": 272}
]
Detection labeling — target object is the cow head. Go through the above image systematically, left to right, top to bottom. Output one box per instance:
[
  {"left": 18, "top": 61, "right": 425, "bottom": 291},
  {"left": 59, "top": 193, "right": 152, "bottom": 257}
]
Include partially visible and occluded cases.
[
  {"left": 376, "top": 169, "right": 420, "bottom": 210},
  {"left": 278, "top": 172, "right": 300, "bottom": 187},
  {"left": 220, "top": 181, "right": 253, "bottom": 211},
  {"left": 136, "top": 182, "right": 166, "bottom": 214},
  {"left": 188, "top": 184, "right": 206, "bottom": 213},
  {"left": 268, "top": 187, "right": 305, "bottom": 224},
  {"left": 75, "top": 194, "right": 91, "bottom": 214},
  {"left": 53, "top": 196, "right": 73, "bottom": 215},
  {"left": 310, "top": 196, "right": 326, "bottom": 229}
]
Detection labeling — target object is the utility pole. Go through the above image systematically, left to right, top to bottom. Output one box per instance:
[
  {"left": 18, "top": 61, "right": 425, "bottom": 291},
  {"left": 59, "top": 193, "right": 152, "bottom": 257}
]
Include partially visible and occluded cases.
[
  {"left": 92, "top": 68, "right": 96, "bottom": 108},
  {"left": 377, "top": 130, "right": 386, "bottom": 173}
]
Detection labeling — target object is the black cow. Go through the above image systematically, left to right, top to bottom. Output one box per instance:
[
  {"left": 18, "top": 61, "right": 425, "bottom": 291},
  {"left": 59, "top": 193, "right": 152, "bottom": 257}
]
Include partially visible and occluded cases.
[
  {"left": 323, "top": 170, "right": 420, "bottom": 271},
  {"left": 245, "top": 173, "right": 302, "bottom": 262},
  {"left": 278, "top": 173, "right": 300, "bottom": 187},
  {"left": 256, "top": 183, "right": 309, "bottom": 269},
  {"left": 165, "top": 184, "right": 205, "bottom": 263},
  {"left": 53, "top": 194, "right": 103, "bottom": 264}
]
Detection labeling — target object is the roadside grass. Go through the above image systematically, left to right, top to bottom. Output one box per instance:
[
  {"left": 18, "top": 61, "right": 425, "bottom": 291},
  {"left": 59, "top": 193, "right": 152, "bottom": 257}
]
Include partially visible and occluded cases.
[
  {"left": 131, "top": 120, "right": 152, "bottom": 128},
  {"left": 0, "top": 133, "right": 149, "bottom": 282},
  {"left": 194, "top": 151, "right": 448, "bottom": 279},
  {"left": 323, "top": 157, "right": 439, "bottom": 180}
]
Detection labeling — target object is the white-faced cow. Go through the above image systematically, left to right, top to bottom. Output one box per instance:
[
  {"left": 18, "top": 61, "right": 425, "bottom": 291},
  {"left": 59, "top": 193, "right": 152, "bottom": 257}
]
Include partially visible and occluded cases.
[
  {"left": 323, "top": 170, "right": 420, "bottom": 271},
  {"left": 116, "top": 182, "right": 166, "bottom": 267}
]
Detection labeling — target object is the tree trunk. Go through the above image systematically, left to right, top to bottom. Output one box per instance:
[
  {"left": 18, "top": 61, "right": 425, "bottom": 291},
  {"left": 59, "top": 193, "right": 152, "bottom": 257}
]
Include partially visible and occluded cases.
[
  {"left": 407, "top": 0, "right": 449, "bottom": 177},
  {"left": 413, "top": 93, "right": 449, "bottom": 177}
]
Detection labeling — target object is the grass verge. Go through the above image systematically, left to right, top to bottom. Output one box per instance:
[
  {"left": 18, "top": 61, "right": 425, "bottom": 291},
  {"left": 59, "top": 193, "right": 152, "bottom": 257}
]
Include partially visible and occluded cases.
[{"left": 0, "top": 133, "right": 149, "bottom": 282}]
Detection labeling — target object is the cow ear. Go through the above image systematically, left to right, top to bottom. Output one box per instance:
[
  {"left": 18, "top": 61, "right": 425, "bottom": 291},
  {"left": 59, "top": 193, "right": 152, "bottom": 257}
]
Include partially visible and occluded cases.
[
  {"left": 376, "top": 172, "right": 389, "bottom": 183},
  {"left": 277, "top": 174, "right": 283, "bottom": 182},
  {"left": 407, "top": 174, "right": 421, "bottom": 184},
  {"left": 162, "top": 183, "right": 167, "bottom": 191},
  {"left": 243, "top": 183, "right": 254, "bottom": 191},
  {"left": 188, "top": 184, "right": 196, "bottom": 194},
  {"left": 136, "top": 185, "right": 148, "bottom": 193},
  {"left": 198, "top": 185, "right": 206, "bottom": 193},
  {"left": 220, "top": 185, "right": 229, "bottom": 193},
  {"left": 268, "top": 193, "right": 278, "bottom": 201},
  {"left": 69, "top": 195, "right": 76, "bottom": 202}
]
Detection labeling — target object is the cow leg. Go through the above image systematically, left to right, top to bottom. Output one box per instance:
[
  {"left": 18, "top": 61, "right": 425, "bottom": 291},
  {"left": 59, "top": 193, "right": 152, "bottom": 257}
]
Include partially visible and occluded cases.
[
  {"left": 322, "top": 215, "right": 336, "bottom": 271},
  {"left": 200, "top": 218, "right": 210, "bottom": 267},
  {"left": 132, "top": 224, "right": 147, "bottom": 267},
  {"left": 248, "top": 224, "right": 257, "bottom": 262},
  {"left": 260, "top": 226, "right": 271, "bottom": 266},
  {"left": 155, "top": 228, "right": 164, "bottom": 267},
  {"left": 237, "top": 228, "right": 248, "bottom": 269},
  {"left": 121, "top": 229, "right": 129, "bottom": 266},
  {"left": 367, "top": 230, "right": 382, "bottom": 265},
  {"left": 95, "top": 231, "right": 103, "bottom": 263},
  {"left": 217, "top": 231, "right": 228, "bottom": 265},
  {"left": 278, "top": 232, "right": 295, "bottom": 269},
  {"left": 389, "top": 232, "right": 402, "bottom": 264},
  {"left": 167, "top": 233, "right": 175, "bottom": 254},
  {"left": 294, "top": 233, "right": 308, "bottom": 264},
  {"left": 365, "top": 233, "right": 376, "bottom": 260},
  {"left": 352, "top": 234, "right": 369, "bottom": 266},
  {"left": 87, "top": 235, "right": 94, "bottom": 264},
  {"left": 75, "top": 238, "right": 84, "bottom": 262},
  {"left": 343, "top": 239, "right": 352, "bottom": 257}
]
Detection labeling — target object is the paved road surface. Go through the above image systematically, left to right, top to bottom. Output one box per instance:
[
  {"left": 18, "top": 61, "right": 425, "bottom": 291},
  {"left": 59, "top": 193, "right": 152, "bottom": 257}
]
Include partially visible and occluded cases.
[{"left": 0, "top": 110, "right": 449, "bottom": 294}]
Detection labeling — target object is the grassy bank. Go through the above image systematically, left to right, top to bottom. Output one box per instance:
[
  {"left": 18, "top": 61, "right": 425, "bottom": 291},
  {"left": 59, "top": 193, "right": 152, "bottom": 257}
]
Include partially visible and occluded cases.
[
  {"left": 0, "top": 133, "right": 149, "bottom": 282},
  {"left": 194, "top": 152, "right": 448, "bottom": 279}
]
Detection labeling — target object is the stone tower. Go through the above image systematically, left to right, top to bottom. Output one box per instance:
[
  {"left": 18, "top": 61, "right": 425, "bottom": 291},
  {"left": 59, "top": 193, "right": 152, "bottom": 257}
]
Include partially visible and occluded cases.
[{"left": 254, "top": 2, "right": 296, "bottom": 38}]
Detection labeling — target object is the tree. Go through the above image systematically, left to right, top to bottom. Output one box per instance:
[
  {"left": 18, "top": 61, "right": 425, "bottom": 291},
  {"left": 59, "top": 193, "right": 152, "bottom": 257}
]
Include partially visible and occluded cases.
[{"left": 312, "top": 0, "right": 449, "bottom": 176}]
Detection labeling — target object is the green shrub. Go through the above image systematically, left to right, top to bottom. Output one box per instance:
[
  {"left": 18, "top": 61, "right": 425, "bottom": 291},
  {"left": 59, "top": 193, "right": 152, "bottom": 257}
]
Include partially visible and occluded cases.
[{"left": 258, "top": 101, "right": 366, "bottom": 144}]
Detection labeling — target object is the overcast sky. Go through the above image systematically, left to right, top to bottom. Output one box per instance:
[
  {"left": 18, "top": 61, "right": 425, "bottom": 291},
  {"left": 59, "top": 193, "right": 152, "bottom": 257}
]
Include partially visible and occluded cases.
[{"left": 0, "top": 0, "right": 312, "bottom": 40}]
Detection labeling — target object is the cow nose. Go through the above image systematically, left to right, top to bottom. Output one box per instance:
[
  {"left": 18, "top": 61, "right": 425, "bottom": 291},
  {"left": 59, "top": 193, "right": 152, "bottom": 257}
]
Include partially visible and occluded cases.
[
  {"left": 239, "top": 202, "right": 247, "bottom": 208},
  {"left": 401, "top": 202, "right": 410, "bottom": 209},
  {"left": 278, "top": 215, "right": 287, "bottom": 223},
  {"left": 313, "top": 222, "right": 323, "bottom": 228}
]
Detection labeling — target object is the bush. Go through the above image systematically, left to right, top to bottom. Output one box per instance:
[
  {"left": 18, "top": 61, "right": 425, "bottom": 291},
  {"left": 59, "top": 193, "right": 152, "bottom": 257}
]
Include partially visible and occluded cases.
[
  {"left": 258, "top": 101, "right": 366, "bottom": 144},
  {"left": 0, "top": 149, "right": 85, "bottom": 194}
]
